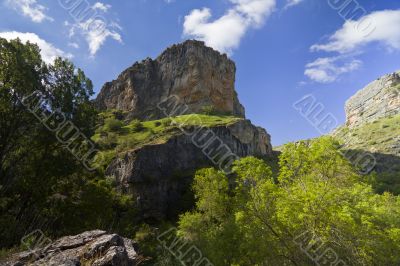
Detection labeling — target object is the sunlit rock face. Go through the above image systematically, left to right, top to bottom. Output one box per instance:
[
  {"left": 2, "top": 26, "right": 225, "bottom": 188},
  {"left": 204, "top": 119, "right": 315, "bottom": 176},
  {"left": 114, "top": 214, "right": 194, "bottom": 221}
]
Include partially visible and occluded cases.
[
  {"left": 95, "top": 40, "right": 245, "bottom": 120},
  {"left": 346, "top": 71, "right": 400, "bottom": 127}
]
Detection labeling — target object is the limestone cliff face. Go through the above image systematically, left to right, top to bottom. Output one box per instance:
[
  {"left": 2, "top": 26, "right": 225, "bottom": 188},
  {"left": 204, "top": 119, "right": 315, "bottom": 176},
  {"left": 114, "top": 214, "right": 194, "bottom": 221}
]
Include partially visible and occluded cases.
[
  {"left": 95, "top": 40, "right": 245, "bottom": 120},
  {"left": 95, "top": 40, "right": 273, "bottom": 220},
  {"left": 345, "top": 71, "right": 400, "bottom": 127},
  {"left": 105, "top": 120, "right": 272, "bottom": 220}
]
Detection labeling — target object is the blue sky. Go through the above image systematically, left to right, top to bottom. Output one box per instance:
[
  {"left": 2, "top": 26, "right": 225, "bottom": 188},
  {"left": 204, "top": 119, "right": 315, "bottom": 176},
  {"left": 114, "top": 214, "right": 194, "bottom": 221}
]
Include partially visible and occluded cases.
[{"left": 1, "top": 0, "right": 400, "bottom": 145}]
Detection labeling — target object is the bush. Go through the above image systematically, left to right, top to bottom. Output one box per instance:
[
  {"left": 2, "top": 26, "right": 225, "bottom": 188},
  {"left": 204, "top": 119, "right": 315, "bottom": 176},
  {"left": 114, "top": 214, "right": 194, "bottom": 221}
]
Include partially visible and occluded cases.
[
  {"left": 201, "top": 105, "right": 217, "bottom": 115},
  {"left": 104, "top": 118, "right": 124, "bottom": 132},
  {"left": 161, "top": 118, "right": 172, "bottom": 127},
  {"left": 131, "top": 119, "right": 144, "bottom": 132},
  {"left": 98, "top": 133, "right": 118, "bottom": 149}
]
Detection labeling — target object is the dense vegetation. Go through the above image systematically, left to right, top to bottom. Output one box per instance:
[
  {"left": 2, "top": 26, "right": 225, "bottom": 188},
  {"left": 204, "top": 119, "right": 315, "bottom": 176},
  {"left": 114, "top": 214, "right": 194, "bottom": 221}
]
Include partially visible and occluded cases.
[
  {"left": 0, "top": 38, "right": 137, "bottom": 252},
  {"left": 178, "top": 137, "right": 400, "bottom": 265}
]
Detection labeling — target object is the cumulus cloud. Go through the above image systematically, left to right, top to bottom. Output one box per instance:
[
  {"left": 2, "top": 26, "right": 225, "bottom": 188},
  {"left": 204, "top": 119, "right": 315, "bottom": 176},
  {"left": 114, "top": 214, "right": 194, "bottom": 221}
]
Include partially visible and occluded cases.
[
  {"left": 5, "top": 0, "right": 53, "bottom": 23},
  {"left": 183, "top": 0, "right": 276, "bottom": 54},
  {"left": 66, "top": 3, "right": 122, "bottom": 56},
  {"left": 306, "top": 9, "right": 400, "bottom": 83},
  {"left": 311, "top": 9, "right": 400, "bottom": 53},
  {"left": 69, "top": 18, "right": 122, "bottom": 56},
  {"left": 0, "top": 31, "right": 72, "bottom": 64},
  {"left": 304, "top": 56, "right": 362, "bottom": 83}
]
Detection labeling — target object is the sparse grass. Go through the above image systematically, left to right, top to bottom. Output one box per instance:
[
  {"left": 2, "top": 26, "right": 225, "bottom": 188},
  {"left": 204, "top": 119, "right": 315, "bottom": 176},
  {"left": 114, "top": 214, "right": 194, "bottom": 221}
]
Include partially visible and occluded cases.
[{"left": 333, "top": 114, "right": 400, "bottom": 154}]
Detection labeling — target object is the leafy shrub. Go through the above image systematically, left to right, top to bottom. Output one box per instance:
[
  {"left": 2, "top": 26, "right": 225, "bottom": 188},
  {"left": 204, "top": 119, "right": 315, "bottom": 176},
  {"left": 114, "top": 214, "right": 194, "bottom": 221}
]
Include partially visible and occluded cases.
[
  {"left": 201, "top": 105, "right": 217, "bottom": 115},
  {"left": 104, "top": 118, "right": 124, "bottom": 132},
  {"left": 161, "top": 118, "right": 172, "bottom": 127},
  {"left": 130, "top": 119, "right": 144, "bottom": 132},
  {"left": 98, "top": 132, "right": 118, "bottom": 149}
]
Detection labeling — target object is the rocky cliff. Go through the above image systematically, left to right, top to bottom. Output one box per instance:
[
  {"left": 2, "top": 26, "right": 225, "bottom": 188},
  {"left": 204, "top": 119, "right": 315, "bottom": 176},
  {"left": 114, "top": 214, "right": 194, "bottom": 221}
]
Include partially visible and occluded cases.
[
  {"left": 95, "top": 40, "right": 245, "bottom": 120},
  {"left": 93, "top": 41, "right": 273, "bottom": 220},
  {"left": 334, "top": 70, "right": 400, "bottom": 194},
  {"left": 345, "top": 71, "right": 400, "bottom": 127},
  {"left": 105, "top": 119, "right": 272, "bottom": 220},
  {"left": 4, "top": 230, "right": 139, "bottom": 266}
]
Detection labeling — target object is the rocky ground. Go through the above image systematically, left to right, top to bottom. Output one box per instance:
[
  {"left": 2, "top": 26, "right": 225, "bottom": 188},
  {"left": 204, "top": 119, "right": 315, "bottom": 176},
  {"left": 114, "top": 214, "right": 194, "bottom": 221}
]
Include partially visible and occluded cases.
[{"left": 3, "top": 230, "right": 141, "bottom": 266}]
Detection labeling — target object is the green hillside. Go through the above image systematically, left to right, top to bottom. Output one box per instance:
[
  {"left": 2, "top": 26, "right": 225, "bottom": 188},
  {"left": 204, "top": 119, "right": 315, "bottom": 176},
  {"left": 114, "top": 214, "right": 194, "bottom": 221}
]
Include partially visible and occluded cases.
[
  {"left": 92, "top": 110, "right": 243, "bottom": 172},
  {"left": 333, "top": 114, "right": 400, "bottom": 194}
]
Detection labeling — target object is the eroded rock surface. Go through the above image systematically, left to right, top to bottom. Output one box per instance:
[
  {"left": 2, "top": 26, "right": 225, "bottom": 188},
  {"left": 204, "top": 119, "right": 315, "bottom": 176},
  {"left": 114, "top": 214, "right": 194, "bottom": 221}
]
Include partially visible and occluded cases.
[
  {"left": 95, "top": 40, "right": 245, "bottom": 120},
  {"left": 346, "top": 71, "right": 400, "bottom": 127},
  {"left": 106, "top": 119, "right": 272, "bottom": 220},
  {"left": 3, "top": 230, "right": 139, "bottom": 266}
]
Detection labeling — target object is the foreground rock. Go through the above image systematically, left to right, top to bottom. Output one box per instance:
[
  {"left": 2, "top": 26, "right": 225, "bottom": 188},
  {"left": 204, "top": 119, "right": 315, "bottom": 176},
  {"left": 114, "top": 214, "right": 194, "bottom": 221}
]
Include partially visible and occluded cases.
[
  {"left": 95, "top": 40, "right": 245, "bottom": 120},
  {"left": 346, "top": 71, "right": 400, "bottom": 127},
  {"left": 106, "top": 119, "right": 272, "bottom": 220},
  {"left": 4, "top": 230, "right": 140, "bottom": 266}
]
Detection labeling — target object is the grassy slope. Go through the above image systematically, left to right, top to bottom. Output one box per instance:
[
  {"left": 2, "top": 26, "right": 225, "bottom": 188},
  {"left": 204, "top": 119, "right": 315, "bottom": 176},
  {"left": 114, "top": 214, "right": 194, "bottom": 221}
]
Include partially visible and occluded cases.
[
  {"left": 92, "top": 110, "right": 243, "bottom": 172},
  {"left": 333, "top": 114, "right": 400, "bottom": 156},
  {"left": 333, "top": 115, "right": 400, "bottom": 194}
]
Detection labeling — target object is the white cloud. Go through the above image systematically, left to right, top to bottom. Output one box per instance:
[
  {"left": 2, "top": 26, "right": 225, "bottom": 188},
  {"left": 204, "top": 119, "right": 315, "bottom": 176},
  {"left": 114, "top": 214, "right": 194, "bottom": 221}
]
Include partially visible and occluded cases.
[
  {"left": 5, "top": 0, "right": 53, "bottom": 23},
  {"left": 183, "top": 0, "right": 276, "bottom": 54},
  {"left": 231, "top": 0, "right": 276, "bottom": 26},
  {"left": 284, "top": 0, "right": 304, "bottom": 9},
  {"left": 92, "top": 2, "right": 111, "bottom": 12},
  {"left": 66, "top": 3, "right": 122, "bottom": 56},
  {"left": 305, "top": 9, "right": 400, "bottom": 83},
  {"left": 311, "top": 9, "right": 400, "bottom": 53},
  {"left": 69, "top": 18, "right": 122, "bottom": 56},
  {"left": 0, "top": 31, "right": 72, "bottom": 64},
  {"left": 305, "top": 56, "right": 362, "bottom": 83}
]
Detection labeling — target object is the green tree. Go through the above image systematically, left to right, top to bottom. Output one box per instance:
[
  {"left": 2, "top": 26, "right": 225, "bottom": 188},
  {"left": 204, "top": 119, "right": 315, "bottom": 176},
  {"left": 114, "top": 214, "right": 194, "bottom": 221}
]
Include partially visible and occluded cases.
[
  {"left": 0, "top": 38, "right": 137, "bottom": 248},
  {"left": 178, "top": 137, "right": 400, "bottom": 265}
]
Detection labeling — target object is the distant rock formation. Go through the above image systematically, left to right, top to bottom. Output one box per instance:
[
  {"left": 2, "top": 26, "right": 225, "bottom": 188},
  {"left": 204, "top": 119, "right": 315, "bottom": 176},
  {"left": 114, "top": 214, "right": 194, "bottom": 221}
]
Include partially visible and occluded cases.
[
  {"left": 95, "top": 40, "right": 245, "bottom": 120},
  {"left": 346, "top": 71, "right": 400, "bottom": 127},
  {"left": 4, "top": 230, "right": 139, "bottom": 266}
]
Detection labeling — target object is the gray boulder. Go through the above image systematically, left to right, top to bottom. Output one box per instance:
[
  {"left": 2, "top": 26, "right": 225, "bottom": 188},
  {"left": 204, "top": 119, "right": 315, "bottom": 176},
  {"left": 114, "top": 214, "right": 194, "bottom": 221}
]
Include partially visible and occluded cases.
[{"left": 3, "top": 230, "right": 140, "bottom": 266}]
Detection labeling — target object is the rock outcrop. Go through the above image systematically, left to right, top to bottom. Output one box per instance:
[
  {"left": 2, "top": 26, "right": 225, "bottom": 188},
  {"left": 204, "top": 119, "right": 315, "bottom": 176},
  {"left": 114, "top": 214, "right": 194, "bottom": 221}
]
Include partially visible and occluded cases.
[
  {"left": 94, "top": 40, "right": 273, "bottom": 220},
  {"left": 95, "top": 40, "right": 245, "bottom": 120},
  {"left": 334, "top": 70, "right": 400, "bottom": 189},
  {"left": 346, "top": 71, "right": 400, "bottom": 127},
  {"left": 106, "top": 119, "right": 272, "bottom": 220},
  {"left": 4, "top": 230, "right": 140, "bottom": 266}
]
